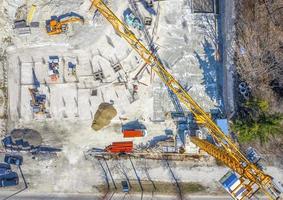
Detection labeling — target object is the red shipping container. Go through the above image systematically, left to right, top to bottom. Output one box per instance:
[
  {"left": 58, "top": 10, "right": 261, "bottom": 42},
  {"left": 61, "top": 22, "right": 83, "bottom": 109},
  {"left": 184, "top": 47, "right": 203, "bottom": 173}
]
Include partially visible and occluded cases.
[
  {"left": 123, "top": 130, "right": 144, "bottom": 138},
  {"left": 105, "top": 141, "right": 133, "bottom": 153}
]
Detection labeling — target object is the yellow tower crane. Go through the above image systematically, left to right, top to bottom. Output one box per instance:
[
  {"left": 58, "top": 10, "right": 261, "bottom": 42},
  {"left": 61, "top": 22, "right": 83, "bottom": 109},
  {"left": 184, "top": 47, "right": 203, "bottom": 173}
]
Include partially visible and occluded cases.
[{"left": 90, "top": 0, "right": 282, "bottom": 199}]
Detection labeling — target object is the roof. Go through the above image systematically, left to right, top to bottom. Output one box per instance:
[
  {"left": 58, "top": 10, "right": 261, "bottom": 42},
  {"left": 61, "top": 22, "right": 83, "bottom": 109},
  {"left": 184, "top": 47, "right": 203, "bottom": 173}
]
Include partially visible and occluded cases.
[{"left": 216, "top": 119, "right": 229, "bottom": 135}]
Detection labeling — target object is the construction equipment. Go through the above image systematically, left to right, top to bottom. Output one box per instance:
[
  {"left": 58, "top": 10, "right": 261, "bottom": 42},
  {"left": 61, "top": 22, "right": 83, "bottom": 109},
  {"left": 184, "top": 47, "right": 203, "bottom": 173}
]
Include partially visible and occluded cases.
[
  {"left": 90, "top": 1, "right": 283, "bottom": 199},
  {"left": 27, "top": 4, "right": 36, "bottom": 25},
  {"left": 123, "top": 8, "right": 144, "bottom": 30},
  {"left": 46, "top": 12, "right": 84, "bottom": 35},
  {"left": 48, "top": 56, "right": 60, "bottom": 81},
  {"left": 68, "top": 62, "right": 76, "bottom": 75},
  {"left": 29, "top": 68, "right": 46, "bottom": 114},
  {"left": 29, "top": 89, "right": 46, "bottom": 114},
  {"left": 105, "top": 141, "right": 133, "bottom": 153}
]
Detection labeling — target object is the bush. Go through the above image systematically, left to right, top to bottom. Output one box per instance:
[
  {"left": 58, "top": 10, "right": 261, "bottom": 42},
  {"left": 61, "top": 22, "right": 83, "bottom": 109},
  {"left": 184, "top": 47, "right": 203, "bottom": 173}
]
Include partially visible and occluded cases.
[{"left": 232, "top": 99, "right": 283, "bottom": 144}]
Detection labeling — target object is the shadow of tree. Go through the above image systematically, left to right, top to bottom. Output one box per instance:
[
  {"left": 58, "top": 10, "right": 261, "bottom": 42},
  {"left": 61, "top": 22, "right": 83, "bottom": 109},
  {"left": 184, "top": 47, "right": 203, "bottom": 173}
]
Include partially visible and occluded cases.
[{"left": 194, "top": 38, "right": 223, "bottom": 108}]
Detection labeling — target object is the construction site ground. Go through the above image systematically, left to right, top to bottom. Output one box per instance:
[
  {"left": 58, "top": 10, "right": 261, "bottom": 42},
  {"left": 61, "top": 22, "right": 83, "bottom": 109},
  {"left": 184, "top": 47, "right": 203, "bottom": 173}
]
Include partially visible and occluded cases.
[{"left": 1, "top": 0, "right": 283, "bottom": 197}]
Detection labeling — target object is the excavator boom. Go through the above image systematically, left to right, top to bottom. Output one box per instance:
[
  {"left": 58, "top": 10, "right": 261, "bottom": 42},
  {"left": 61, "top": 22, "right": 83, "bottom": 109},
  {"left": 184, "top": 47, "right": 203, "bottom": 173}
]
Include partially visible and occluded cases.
[{"left": 90, "top": 0, "right": 282, "bottom": 199}]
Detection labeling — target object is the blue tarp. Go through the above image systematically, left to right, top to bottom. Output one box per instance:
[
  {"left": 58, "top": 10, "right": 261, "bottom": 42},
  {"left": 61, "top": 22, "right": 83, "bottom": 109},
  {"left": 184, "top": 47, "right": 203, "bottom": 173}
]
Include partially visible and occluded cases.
[
  {"left": 216, "top": 119, "right": 229, "bottom": 135},
  {"left": 122, "top": 120, "right": 146, "bottom": 131}
]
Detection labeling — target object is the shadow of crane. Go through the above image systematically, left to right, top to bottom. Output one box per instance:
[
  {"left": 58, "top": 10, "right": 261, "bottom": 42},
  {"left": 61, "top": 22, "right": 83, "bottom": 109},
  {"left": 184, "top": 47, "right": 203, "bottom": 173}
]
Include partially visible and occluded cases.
[
  {"left": 194, "top": 38, "right": 223, "bottom": 109},
  {"left": 162, "top": 157, "right": 183, "bottom": 200}
]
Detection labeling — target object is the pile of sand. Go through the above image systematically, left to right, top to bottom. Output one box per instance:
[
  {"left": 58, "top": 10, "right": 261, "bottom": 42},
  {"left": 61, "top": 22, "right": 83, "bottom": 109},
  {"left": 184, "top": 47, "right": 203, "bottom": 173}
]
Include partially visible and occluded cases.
[{"left": 91, "top": 103, "right": 117, "bottom": 131}]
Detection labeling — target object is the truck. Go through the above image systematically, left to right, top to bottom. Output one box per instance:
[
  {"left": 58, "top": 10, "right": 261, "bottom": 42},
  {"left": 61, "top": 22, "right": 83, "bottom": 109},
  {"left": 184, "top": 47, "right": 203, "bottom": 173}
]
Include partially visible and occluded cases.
[
  {"left": 122, "top": 129, "right": 147, "bottom": 138},
  {"left": 105, "top": 141, "right": 133, "bottom": 153}
]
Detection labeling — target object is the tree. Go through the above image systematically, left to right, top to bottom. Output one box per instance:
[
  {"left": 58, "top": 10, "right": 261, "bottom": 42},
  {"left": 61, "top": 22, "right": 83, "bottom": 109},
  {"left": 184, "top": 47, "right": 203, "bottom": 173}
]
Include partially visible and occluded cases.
[{"left": 232, "top": 99, "right": 283, "bottom": 144}]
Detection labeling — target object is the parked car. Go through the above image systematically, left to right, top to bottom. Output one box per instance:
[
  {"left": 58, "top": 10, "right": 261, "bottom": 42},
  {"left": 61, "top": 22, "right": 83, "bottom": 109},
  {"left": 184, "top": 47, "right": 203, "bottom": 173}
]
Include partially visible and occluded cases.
[
  {"left": 4, "top": 154, "right": 23, "bottom": 166},
  {"left": 0, "top": 163, "right": 11, "bottom": 176},
  {"left": 0, "top": 172, "right": 19, "bottom": 187},
  {"left": 121, "top": 180, "right": 130, "bottom": 193}
]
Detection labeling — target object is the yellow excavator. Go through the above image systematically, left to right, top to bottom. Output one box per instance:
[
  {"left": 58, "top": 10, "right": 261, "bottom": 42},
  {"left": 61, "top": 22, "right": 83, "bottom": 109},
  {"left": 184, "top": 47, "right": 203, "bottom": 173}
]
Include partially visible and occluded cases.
[
  {"left": 90, "top": 0, "right": 283, "bottom": 199},
  {"left": 46, "top": 12, "right": 84, "bottom": 35}
]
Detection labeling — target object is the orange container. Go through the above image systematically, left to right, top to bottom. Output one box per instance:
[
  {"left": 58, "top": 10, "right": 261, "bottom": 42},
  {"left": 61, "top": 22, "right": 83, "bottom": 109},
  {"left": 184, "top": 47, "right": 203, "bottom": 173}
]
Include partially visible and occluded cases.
[
  {"left": 123, "top": 130, "right": 144, "bottom": 138},
  {"left": 105, "top": 141, "right": 133, "bottom": 153}
]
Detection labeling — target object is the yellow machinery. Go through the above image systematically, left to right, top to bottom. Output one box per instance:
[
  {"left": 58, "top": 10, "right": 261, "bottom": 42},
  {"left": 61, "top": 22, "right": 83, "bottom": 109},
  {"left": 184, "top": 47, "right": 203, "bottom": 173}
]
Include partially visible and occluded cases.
[
  {"left": 90, "top": 0, "right": 282, "bottom": 199},
  {"left": 27, "top": 4, "right": 37, "bottom": 25},
  {"left": 46, "top": 14, "right": 84, "bottom": 35}
]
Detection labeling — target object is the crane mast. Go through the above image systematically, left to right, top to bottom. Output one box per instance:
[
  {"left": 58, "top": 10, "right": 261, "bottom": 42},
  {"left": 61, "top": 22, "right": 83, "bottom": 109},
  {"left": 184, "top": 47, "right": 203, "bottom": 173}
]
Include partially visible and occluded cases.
[{"left": 90, "top": 0, "right": 281, "bottom": 199}]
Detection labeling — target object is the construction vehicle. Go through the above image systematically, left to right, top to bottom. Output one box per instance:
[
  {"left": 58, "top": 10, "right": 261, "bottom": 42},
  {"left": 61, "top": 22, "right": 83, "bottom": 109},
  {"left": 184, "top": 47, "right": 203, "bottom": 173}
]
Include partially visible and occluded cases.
[
  {"left": 90, "top": 1, "right": 283, "bottom": 199},
  {"left": 27, "top": 4, "right": 36, "bottom": 25},
  {"left": 123, "top": 8, "right": 143, "bottom": 30},
  {"left": 46, "top": 12, "right": 84, "bottom": 35},
  {"left": 48, "top": 56, "right": 60, "bottom": 81},
  {"left": 68, "top": 61, "right": 76, "bottom": 75},
  {"left": 29, "top": 68, "right": 47, "bottom": 114},
  {"left": 29, "top": 88, "right": 46, "bottom": 114},
  {"left": 105, "top": 141, "right": 133, "bottom": 153}
]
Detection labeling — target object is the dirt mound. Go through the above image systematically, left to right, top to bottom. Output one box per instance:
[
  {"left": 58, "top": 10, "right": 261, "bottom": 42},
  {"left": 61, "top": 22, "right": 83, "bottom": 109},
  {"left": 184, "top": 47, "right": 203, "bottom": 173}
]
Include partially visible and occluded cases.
[
  {"left": 92, "top": 103, "right": 117, "bottom": 131},
  {"left": 11, "top": 128, "right": 42, "bottom": 147}
]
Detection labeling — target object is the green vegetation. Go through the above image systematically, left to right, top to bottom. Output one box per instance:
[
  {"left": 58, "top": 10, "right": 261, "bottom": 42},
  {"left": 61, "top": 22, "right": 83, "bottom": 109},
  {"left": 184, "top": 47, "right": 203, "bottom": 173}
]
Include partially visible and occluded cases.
[{"left": 232, "top": 99, "right": 283, "bottom": 144}]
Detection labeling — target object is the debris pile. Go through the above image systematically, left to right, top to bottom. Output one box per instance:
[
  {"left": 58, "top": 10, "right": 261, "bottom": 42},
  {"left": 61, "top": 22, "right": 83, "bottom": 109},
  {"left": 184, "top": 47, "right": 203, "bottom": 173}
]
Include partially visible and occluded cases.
[{"left": 91, "top": 103, "right": 117, "bottom": 131}]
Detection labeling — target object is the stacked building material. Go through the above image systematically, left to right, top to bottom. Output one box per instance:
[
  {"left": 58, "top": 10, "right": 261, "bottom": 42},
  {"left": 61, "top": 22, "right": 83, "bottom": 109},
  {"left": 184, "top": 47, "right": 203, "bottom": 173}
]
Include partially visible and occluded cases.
[{"left": 105, "top": 141, "right": 133, "bottom": 153}]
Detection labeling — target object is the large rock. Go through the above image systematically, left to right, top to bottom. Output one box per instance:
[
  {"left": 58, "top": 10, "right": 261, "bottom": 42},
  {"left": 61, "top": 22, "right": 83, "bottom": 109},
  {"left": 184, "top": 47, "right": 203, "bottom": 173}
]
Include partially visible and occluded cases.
[{"left": 92, "top": 103, "right": 117, "bottom": 131}]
